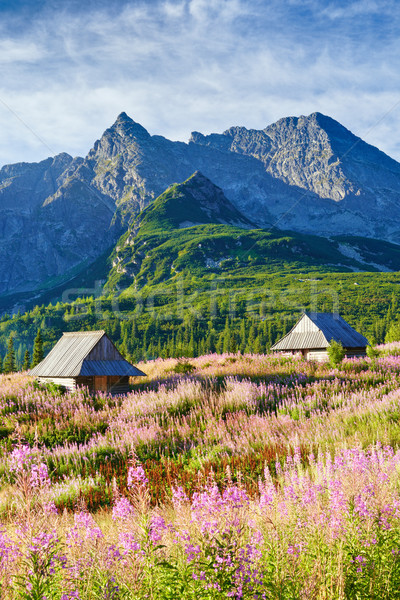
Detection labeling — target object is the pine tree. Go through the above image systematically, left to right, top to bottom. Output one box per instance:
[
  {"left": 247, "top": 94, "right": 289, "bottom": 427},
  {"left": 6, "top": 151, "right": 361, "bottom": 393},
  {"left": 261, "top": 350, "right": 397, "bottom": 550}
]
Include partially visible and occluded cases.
[
  {"left": 239, "top": 319, "right": 246, "bottom": 352},
  {"left": 31, "top": 329, "right": 44, "bottom": 367},
  {"left": 206, "top": 329, "right": 216, "bottom": 354},
  {"left": 223, "top": 329, "right": 231, "bottom": 354},
  {"left": 218, "top": 330, "right": 226, "bottom": 354},
  {"left": 188, "top": 332, "right": 195, "bottom": 357},
  {"left": 230, "top": 333, "right": 238, "bottom": 353},
  {"left": 3, "top": 335, "right": 16, "bottom": 373},
  {"left": 253, "top": 335, "right": 262, "bottom": 354},
  {"left": 327, "top": 340, "right": 345, "bottom": 367},
  {"left": 23, "top": 350, "right": 31, "bottom": 371}
]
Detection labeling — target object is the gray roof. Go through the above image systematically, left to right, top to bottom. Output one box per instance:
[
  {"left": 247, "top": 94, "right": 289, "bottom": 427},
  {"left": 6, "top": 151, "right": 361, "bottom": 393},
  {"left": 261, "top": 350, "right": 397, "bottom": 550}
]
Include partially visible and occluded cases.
[
  {"left": 272, "top": 313, "right": 369, "bottom": 351},
  {"left": 30, "top": 330, "right": 146, "bottom": 378},
  {"left": 80, "top": 360, "right": 146, "bottom": 377}
]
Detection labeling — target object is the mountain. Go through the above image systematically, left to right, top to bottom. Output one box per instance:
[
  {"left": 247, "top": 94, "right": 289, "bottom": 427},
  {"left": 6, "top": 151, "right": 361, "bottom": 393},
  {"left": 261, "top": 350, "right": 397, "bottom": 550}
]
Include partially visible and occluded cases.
[
  {"left": 2, "top": 110, "right": 400, "bottom": 310},
  {"left": 44, "top": 110, "right": 400, "bottom": 242},
  {"left": 190, "top": 113, "right": 400, "bottom": 238},
  {"left": 0, "top": 151, "right": 120, "bottom": 302},
  {"left": 106, "top": 171, "right": 400, "bottom": 294},
  {"left": 137, "top": 171, "right": 254, "bottom": 233}
]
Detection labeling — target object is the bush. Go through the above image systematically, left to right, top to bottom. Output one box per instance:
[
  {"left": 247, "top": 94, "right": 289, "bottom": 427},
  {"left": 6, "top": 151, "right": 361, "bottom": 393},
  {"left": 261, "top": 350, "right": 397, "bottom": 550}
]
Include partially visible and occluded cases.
[
  {"left": 327, "top": 339, "right": 345, "bottom": 367},
  {"left": 367, "top": 344, "right": 380, "bottom": 359},
  {"left": 173, "top": 360, "right": 195, "bottom": 374}
]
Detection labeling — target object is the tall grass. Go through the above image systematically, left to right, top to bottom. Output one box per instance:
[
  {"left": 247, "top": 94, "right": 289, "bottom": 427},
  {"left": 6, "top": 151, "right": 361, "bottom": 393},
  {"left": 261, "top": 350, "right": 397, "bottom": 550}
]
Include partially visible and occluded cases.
[{"left": 1, "top": 351, "right": 400, "bottom": 597}]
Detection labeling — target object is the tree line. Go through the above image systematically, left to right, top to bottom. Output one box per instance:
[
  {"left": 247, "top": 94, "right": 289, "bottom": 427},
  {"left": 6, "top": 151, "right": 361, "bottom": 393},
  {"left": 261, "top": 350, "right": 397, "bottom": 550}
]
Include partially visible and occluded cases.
[
  {"left": 1, "top": 282, "right": 400, "bottom": 371},
  {"left": 1, "top": 330, "right": 44, "bottom": 374}
]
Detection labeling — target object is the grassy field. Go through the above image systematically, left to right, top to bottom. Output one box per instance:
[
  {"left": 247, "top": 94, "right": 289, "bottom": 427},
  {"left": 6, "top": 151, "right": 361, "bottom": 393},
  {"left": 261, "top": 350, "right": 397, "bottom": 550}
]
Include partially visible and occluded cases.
[{"left": 1, "top": 349, "right": 400, "bottom": 598}]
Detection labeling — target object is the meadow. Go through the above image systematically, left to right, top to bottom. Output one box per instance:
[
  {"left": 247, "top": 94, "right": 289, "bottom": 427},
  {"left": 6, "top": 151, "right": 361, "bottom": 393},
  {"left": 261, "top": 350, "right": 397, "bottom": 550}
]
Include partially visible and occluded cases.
[{"left": 1, "top": 349, "right": 400, "bottom": 598}]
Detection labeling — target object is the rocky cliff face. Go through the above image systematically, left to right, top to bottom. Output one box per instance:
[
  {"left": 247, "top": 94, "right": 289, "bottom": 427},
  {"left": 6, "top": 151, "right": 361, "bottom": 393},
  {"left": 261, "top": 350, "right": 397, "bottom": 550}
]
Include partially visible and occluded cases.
[
  {"left": 2, "top": 110, "right": 400, "bottom": 304},
  {"left": 190, "top": 112, "right": 400, "bottom": 239},
  {"left": 0, "top": 151, "right": 122, "bottom": 298}
]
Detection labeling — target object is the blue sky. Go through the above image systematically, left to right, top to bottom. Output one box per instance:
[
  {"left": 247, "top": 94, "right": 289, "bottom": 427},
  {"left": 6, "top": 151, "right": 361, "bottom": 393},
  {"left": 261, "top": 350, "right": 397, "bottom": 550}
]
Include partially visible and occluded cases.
[{"left": 0, "top": 0, "right": 399, "bottom": 165}]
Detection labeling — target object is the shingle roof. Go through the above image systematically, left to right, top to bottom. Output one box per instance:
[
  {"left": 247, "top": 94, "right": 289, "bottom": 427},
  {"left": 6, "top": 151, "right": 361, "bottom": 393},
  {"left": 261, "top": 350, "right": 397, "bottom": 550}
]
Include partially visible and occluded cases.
[
  {"left": 272, "top": 313, "right": 369, "bottom": 351},
  {"left": 30, "top": 331, "right": 146, "bottom": 378}
]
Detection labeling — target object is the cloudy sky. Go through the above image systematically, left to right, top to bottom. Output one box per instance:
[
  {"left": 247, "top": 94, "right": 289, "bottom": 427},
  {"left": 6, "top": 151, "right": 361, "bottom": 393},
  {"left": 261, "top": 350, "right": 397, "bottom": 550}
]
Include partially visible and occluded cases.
[{"left": 0, "top": 0, "right": 399, "bottom": 166}]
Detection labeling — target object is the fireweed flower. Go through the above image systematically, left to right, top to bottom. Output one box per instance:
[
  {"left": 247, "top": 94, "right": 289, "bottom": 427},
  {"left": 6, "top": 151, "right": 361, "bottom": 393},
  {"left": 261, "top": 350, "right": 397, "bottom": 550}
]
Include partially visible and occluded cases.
[
  {"left": 4, "top": 354, "right": 400, "bottom": 595},
  {"left": 8, "top": 445, "right": 35, "bottom": 473},
  {"left": 30, "top": 462, "right": 51, "bottom": 488},
  {"left": 127, "top": 465, "right": 148, "bottom": 491},
  {"left": 171, "top": 485, "right": 189, "bottom": 507},
  {"left": 112, "top": 496, "right": 134, "bottom": 521},
  {"left": 43, "top": 501, "right": 58, "bottom": 515},
  {"left": 66, "top": 511, "right": 103, "bottom": 547},
  {"left": 149, "top": 515, "right": 168, "bottom": 543},
  {"left": 0, "top": 528, "right": 21, "bottom": 571},
  {"left": 28, "top": 530, "right": 59, "bottom": 554},
  {"left": 118, "top": 531, "right": 141, "bottom": 555},
  {"left": 184, "top": 543, "right": 201, "bottom": 563},
  {"left": 287, "top": 543, "right": 302, "bottom": 556}
]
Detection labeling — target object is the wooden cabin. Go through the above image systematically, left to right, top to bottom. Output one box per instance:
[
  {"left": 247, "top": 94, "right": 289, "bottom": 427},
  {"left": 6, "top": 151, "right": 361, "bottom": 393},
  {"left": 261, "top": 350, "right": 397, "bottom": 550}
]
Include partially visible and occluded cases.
[
  {"left": 271, "top": 312, "right": 368, "bottom": 361},
  {"left": 30, "top": 330, "right": 146, "bottom": 393}
]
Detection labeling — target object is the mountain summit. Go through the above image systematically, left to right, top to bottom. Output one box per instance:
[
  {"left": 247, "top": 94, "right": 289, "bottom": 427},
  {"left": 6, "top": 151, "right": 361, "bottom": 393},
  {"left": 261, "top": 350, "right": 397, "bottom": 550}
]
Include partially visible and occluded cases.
[
  {"left": 2, "top": 110, "right": 400, "bottom": 309},
  {"left": 138, "top": 171, "right": 254, "bottom": 232}
]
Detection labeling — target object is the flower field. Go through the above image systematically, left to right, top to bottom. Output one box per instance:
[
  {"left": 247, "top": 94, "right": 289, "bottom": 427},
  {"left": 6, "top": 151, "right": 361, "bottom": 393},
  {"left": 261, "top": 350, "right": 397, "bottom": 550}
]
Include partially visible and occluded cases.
[{"left": 2, "top": 351, "right": 400, "bottom": 598}]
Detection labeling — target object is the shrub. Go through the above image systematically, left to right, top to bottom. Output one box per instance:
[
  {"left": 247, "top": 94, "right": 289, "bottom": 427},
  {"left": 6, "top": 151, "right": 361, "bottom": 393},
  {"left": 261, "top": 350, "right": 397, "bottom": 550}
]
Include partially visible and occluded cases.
[
  {"left": 327, "top": 339, "right": 345, "bottom": 367},
  {"left": 367, "top": 344, "right": 380, "bottom": 359},
  {"left": 173, "top": 360, "right": 195, "bottom": 374}
]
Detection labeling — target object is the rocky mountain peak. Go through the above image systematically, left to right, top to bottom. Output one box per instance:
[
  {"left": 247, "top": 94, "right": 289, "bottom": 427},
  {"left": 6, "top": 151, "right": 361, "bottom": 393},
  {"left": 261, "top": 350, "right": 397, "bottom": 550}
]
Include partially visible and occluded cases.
[
  {"left": 3, "top": 110, "right": 400, "bottom": 310},
  {"left": 109, "top": 111, "right": 150, "bottom": 140},
  {"left": 186, "top": 170, "right": 209, "bottom": 184}
]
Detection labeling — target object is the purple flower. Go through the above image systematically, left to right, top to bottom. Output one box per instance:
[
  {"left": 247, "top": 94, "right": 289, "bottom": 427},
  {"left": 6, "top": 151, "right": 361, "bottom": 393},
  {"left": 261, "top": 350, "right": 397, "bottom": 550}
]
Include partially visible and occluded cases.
[
  {"left": 8, "top": 445, "right": 35, "bottom": 473},
  {"left": 30, "top": 462, "right": 50, "bottom": 488},
  {"left": 127, "top": 465, "right": 148, "bottom": 491},
  {"left": 172, "top": 485, "right": 189, "bottom": 507},
  {"left": 112, "top": 497, "right": 134, "bottom": 521},
  {"left": 43, "top": 501, "right": 58, "bottom": 515},
  {"left": 66, "top": 511, "right": 103, "bottom": 546},
  {"left": 149, "top": 515, "right": 167, "bottom": 543},
  {"left": 118, "top": 532, "right": 141, "bottom": 554},
  {"left": 185, "top": 543, "right": 201, "bottom": 563}
]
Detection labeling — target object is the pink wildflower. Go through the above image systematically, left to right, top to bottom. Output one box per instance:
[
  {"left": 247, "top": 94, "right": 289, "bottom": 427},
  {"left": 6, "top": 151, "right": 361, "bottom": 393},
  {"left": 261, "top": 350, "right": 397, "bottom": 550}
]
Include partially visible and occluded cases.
[
  {"left": 127, "top": 465, "right": 148, "bottom": 491},
  {"left": 112, "top": 497, "right": 134, "bottom": 521}
]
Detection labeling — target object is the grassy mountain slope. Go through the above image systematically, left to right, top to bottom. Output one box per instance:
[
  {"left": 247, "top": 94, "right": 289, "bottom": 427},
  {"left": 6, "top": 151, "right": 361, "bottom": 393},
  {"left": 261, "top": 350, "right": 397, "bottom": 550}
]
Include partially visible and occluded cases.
[
  {"left": 106, "top": 171, "right": 400, "bottom": 294},
  {"left": 3, "top": 172, "right": 400, "bottom": 366}
]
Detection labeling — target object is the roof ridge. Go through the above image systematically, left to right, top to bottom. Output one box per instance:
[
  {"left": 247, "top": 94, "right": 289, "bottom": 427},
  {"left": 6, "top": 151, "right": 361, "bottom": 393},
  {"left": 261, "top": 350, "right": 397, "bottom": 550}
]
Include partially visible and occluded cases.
[{"left": 63, "top": 330, "right": 105, "bottom": 336}]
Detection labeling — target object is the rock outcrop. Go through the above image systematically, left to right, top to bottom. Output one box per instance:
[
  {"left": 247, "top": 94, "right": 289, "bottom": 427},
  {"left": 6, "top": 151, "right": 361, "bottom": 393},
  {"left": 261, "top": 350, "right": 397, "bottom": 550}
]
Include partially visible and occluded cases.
[{"left": 2, "top": 110, "right": 400, "bottom": 304}]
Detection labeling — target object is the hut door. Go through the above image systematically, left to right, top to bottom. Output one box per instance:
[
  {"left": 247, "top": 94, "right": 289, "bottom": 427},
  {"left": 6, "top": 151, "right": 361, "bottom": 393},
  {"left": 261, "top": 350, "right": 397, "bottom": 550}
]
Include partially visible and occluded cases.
[{"left": 95, "top": 376, "right": 108, "bottom": 392}]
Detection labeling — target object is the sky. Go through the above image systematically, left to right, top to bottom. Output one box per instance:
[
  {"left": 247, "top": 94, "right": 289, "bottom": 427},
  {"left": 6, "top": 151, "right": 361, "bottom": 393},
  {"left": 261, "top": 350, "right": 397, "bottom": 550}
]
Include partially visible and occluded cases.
[{"left": 0, "top": 0, "right": 399, "bottom": 166}]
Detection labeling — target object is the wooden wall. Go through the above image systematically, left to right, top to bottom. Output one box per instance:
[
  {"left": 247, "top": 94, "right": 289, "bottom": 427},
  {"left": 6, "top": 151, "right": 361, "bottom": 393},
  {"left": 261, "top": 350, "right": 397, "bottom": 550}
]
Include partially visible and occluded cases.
[
  {"left": 294, "top": 315, "right": 320, "bottom": 333},
  {"left": 86, "top": 336, "right": 122, "bottom": 361},
  {"left": 343, "top": 347, "right": 367, "bottom": 358},
  {"left": 305, "top": 349, "right": 329, "bottom": 362},
  {"left": 37, "top": 375, "right": 130, "bottom": 394},
  {"left": 38, "top": 377, "right": 77, "bottom": 391}
]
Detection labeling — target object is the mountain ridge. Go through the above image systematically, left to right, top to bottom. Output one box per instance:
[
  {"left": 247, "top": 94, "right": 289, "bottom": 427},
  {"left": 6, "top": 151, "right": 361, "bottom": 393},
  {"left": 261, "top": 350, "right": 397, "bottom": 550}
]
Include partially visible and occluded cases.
[
  {"left": 1, "top": 110, "right": 400, "bottom": 310},
  {"left": 106, "top": 169, "right": 400, "bottom": 295}
]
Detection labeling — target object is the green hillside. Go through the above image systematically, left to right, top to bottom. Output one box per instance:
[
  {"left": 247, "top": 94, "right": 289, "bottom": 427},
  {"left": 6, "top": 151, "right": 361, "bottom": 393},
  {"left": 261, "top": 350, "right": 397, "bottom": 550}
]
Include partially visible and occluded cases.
[
  {"left": 106, "top": 171, "right": 400, "bottom": 293},
  {"left": 2, "top": 172, "right": 400, "bottom": 367}
]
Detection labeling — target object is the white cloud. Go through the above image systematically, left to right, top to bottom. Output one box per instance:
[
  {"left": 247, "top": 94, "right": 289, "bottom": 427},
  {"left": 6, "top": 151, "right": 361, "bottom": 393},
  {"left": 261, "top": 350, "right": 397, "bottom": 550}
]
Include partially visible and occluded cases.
[
  {"left": 0, "top": 0, "right": 399, "bottom": 166},
  {"left": 0, "top": 39, "right": 44, "bottom": 63}
]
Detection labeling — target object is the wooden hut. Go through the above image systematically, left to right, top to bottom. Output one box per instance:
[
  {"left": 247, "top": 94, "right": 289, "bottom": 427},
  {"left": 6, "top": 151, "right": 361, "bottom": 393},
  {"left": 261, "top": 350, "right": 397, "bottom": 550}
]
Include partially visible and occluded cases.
[
  {"left": 271, "top": 312, "right": 368, "bottom": 361},
  {"left": 30, "top": 330, "right": 146, "bottom": 393}
]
